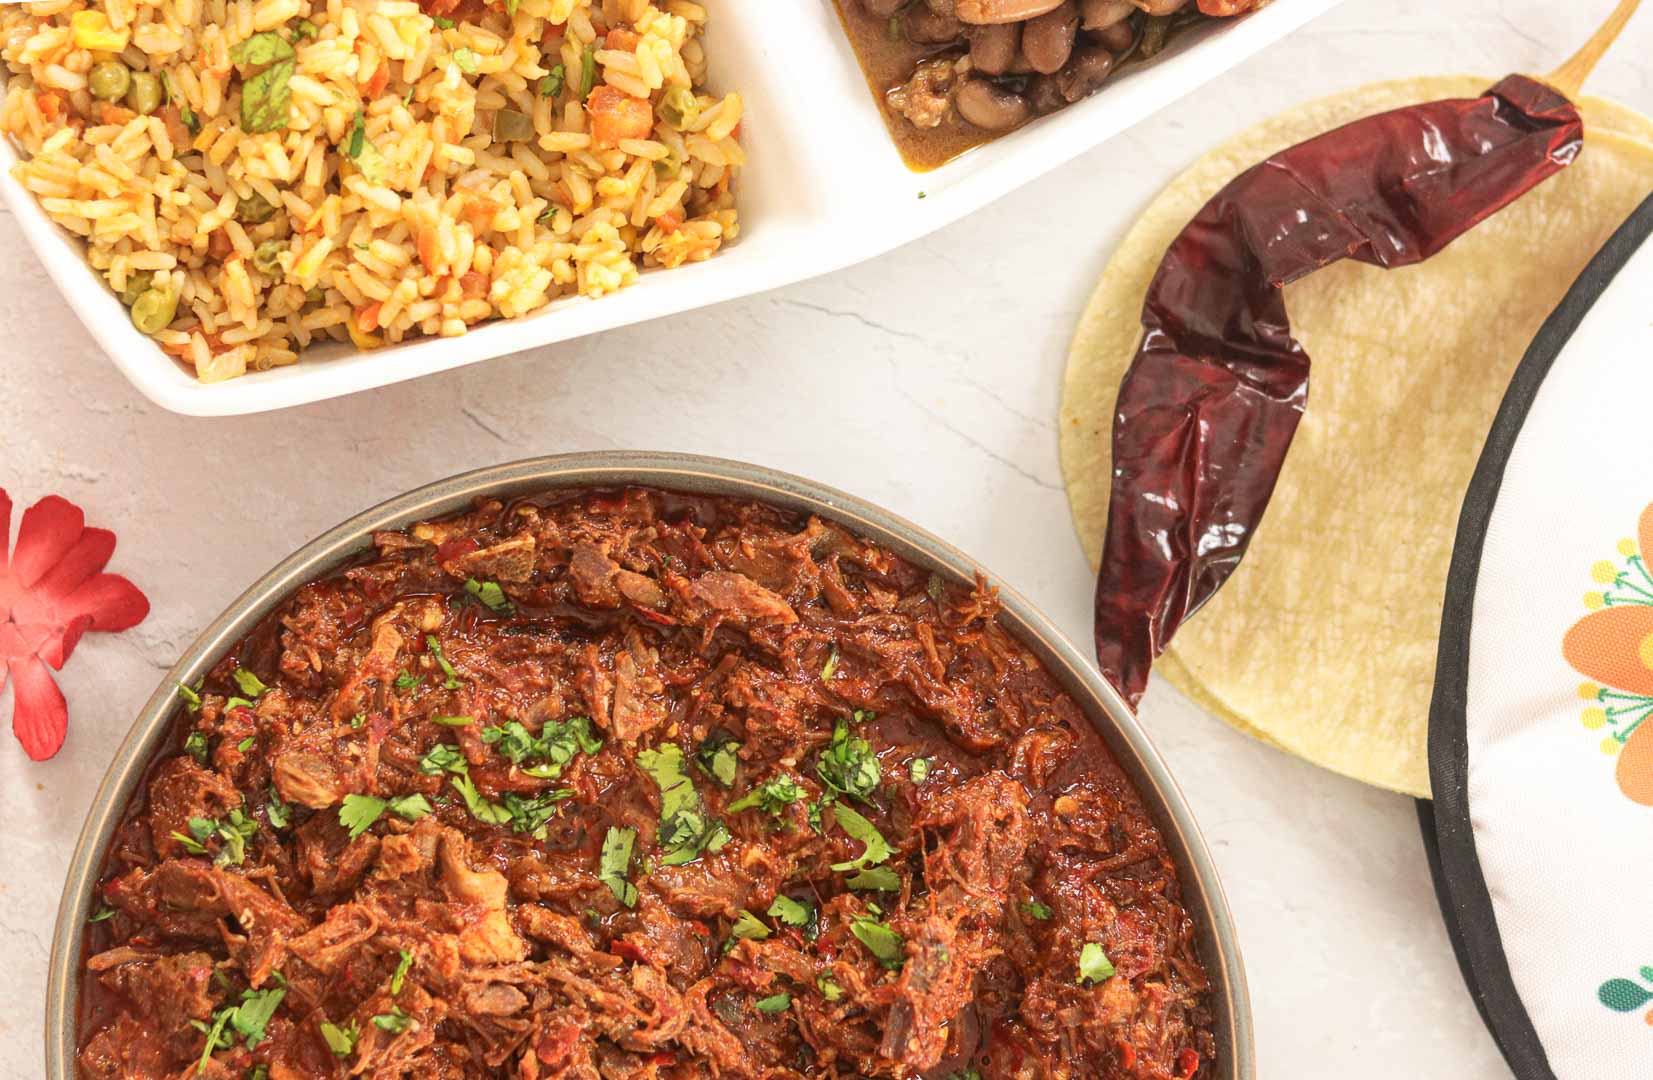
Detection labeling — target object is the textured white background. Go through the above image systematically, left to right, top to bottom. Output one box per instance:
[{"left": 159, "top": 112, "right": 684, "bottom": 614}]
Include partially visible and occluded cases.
[{"left": 2, "top": 0, "right": 1649, "bottom": 1074}]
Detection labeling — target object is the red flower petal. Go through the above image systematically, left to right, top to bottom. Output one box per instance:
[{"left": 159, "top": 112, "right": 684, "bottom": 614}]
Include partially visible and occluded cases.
[
  {"left": 10, "top": 495, "right": 85, "bottom": 589},
  {"left": 33, "top": 526, "right": 115, "bottom": 605},
  {"left": 59, "top": 573, "right": 150, "bottom": 634},
  {"left": 39, "top": 615, "right": 94, "bottom": 670},
  {"left": 11, "top": 655, "right": 68, "bottom": 760}
]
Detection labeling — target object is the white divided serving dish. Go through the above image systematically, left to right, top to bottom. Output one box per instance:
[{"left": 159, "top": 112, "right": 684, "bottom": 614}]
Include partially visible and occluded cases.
[{"left": 0, "top": 0, "right": 1343, "bottom": 415}]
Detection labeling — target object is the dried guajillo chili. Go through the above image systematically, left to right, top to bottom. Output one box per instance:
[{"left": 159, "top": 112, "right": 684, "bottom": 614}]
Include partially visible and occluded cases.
[{"left": 1093, "top": 73, "right": 1585, "bottom": 705}]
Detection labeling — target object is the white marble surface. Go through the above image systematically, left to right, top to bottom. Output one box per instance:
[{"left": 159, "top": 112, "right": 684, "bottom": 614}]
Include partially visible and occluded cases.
[{"left": 4, "top": 0, "right": 1650, "bottom": 1074}]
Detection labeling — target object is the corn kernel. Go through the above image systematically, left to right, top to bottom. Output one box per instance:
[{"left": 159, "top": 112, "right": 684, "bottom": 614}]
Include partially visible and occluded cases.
[
  {"left": 71, "top": 11, "right": 131, "bottom": 53},
  {"left": 346, "top": 320, "right": 382, "bottom": 350}
]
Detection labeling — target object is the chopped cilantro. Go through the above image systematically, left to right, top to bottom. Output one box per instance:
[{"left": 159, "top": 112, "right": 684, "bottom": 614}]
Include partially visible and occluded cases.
[
  {"left": 433, "top": 14, "right": 454, "bottom": 28},
  {"left": 289, "top": 17, "right": 318, "bottom": 39},
  {"left": 228, "top": 32, "right": 295, "bottom": 133},
  {"left": 577, "top": 43, "right": 596, "bottom": 99},
  {"left": 453, "top": 47, "right": 479, "bottom": 75},
  {"left": 540, "top": 64, "right": 565, "bottom": 98},
  {"left": 343, "top": 110, "right": 388, "bottom": 182},
  {"left": 464, "top": 577, "right": 514, "bottom": 614},
  {"left": 425, "top": 635, "right": 462, "bottom": 688},
  {"left": 820, "top": 646, "right": 839, "bottom": 682},
  {"left": 232, "top": 667, "right": 269, "bottom": 697},
  {"left": 395, "top": 671, "right": 422, "bottom": 691},
  {"left": 177, "top": 681, "right": 203, "bottom": 712},
  {"left": 224, "top": 696, "right": 257, "bottom": 712},
  {"left": 351, "top": 712, "right": 366, "bottom": 729},
  {"left": 431, "top": 715, "right": 474, "bottom": 727},
  {"left": 481, "top": 716, "right": 600, "bottom": 778},
  {"left": 816, "top": 718, "right": 880, "bottom": 804},
  {"left": 183, "top": 731, "right": 210, "bottom": 765},
  {"left": 695, "top": 733, "right": 741, "bottom": 788},
  {"left": 238, "top": 736, "right": 256, "bottom": 753},
  {"left": 419, "top": 743, "right": 468, "bottom": 776},
  {"left": 638, "top": 744, "right": 729, "bottom": 866},
  {"left": 909, "top": 757, "right": 930, "bottom": 784},
  {"left": 727, "top": 773, "right": 803, "bottom": 816},
  {"left": 265, "top": 786, "right": 290, "bottom": 829},
  {"left": 500, "top": 788, "right": 573, "bottom": 838},
  {"left": 387, "top": 793, "right": 432, "bottom": 822},
  {"left": 339, "top": 794, "right": 387, "bottom": 839},
  {"left": 829, "top": 804, "right": 892, "bottom": 873},
  {"left": 213, "top": 808, "right": 257, "bottom": 867},
  {"left": 600, "top": 826, "right": 639, "bottom": 907},
  {"left": 846, "top": 866, "right": 901, "bottom": 891},
  {"left": 766, "top": 895, "right": 812, "bottom": 927},
  {"left": 1020, "top": 900, "right": 1053, "bottom": 921},
  {"left": 88, "top": 905, "right": 116, "bottom": 923},
  {"left": 729, "top": 910, "right": 770, "bottom": 941},
  {"left": 849, "top": 914, "right": 904, "bottom": 969},
  {"left": 1078, "top": 942, "right": 1115, "bottom": 985},
  {"left": 390, "top": 950, "right": 414, "bottom": 995},
  {"left": 816, "top": 974, "right": 843, "bottom": 1001},
  {"left": 196, "top": 984, "right": 286, "bottom": 1072},
  {"left": 754, "top": 992, "right": 791, "bottom": 1013},
  {"left": 196, "top": 1006, "right": 234, "bottom": 1073},
  {"left": 371, "top": 1007, "right": 412, "bottom": 1033},
  {"left": 319, "top": 1018, "right": 358, "bottom": 1056}
]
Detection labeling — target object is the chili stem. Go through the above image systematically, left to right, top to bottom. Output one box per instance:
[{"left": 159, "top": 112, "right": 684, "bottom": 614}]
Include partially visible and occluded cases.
[{"left": 1544, "top": 0, "right": 1640, "bottom": 98}]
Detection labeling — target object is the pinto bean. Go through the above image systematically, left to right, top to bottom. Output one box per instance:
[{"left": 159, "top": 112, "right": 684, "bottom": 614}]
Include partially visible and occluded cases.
[
  {"left": 955, "top": 0, "right": 1064, "bottom": 25},
  {"left": 1020, "top": 0, "right": 1079, "bottom": 74},
  {"left": 1079, "top": 0, "right": 1134, "bottom": 27},
  {"left": 1095, "top": 18, "right": 1136, "bottom": 52},
  {"left": 970, "top": 22, "right": 1022, "bottom": 76},
  {"left": 1056, "top": 43, "right": 1115, "bottom": 101},
  {"left": 955, "top": 77, "right": 1032, "bottom": 130}
]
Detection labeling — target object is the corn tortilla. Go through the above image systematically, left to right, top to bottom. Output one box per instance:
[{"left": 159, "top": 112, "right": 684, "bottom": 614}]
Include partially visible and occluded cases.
[{"left": 1060, "top": 76, "right": 1653, "bottom": 797}]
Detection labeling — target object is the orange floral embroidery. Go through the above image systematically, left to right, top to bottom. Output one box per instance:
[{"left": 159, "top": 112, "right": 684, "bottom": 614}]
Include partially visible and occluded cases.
[{"left": 1563, "top": 503, "right": 1653, "bottom": 805}]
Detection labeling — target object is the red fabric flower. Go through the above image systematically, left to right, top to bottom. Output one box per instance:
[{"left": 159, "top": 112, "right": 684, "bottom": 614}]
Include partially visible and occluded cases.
[{"left": 0, "top": 490, "right": 149, "bottom": 760}]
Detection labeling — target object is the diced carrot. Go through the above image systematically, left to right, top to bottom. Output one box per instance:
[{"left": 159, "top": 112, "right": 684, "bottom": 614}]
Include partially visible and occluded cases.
[
  {"left": 604, "top": 28, "right": 639, "bottom": 51},
  {"left": 364, "top": 58, "right": 390, "bottom": 98},
  {"left": 586, "top": 85, "right": 654, "bottom": 149},
  {"left": 36, "top": 91, "right": 62, "bottom": 122},
  {"left": 96, "top": 102, "right": 136, "bottom": 126},
  {"left": 159, "top": 105, "right": 190, "bottom": 147},
  {"left": 730, "top": 121, "right": 742, "bottom": 140},
  {"left": 654, "top": 209, "right": 682, "bottom": 234},
  {"left": 417, "top": 227, "right": 439, "bottom": 273},
  {"left": 208, "top": 230, "right": 233, "bottom": 259},
  {"left": 459, "top": 270, "right": 489, "bottom": 300},
  {"left": 356, "top": 301, "right": 383, "bottom": 333}
]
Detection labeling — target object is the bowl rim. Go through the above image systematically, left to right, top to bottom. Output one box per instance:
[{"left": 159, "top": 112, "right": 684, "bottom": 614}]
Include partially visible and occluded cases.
[{"left": 43, "top": 451, "right": 1253, "bottom": 1078}]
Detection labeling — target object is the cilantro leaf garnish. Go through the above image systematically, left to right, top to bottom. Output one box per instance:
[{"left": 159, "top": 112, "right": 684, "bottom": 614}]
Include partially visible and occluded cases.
[
  {"left": 433, "top": 15, "right": 454, "bottom": 28},
  {"left": 228, "top": 33, "right": 296, "bottom": 133},
  {"left": 577, "top": 43, "right": 596, "bottom": 99},
  {"left": 453, "top": 47, "right": 479, "bottom": 74},
  {"left": 540, "top": 64, "right": 565, "bottom": 98},
  {"left": 464, "top": 577, "right": 514, "bottom": 614},
  {"left": 425, "top": 635, "right": 463, "bottom": 689},
  {"left": 820, "top": 646, "right": 839, "bottom": 682},
  {"left": 231, "top": 667, "right": 269, "bottom": 697},
  {"left": 395, "top": 671, "right": 422, "bottom": 691},
  {"left": 177, "top": 680, "right": 203, "bottom": 712},
  {"left": 481, "top": 716, "right": 600, "bottom": 778},
  {"left": 816, "top": 718, "right": 880, "bottom": 804},
  {"left": 183, "top": 731, "right": 210, "bottom": 765},
  {"left": 694, "top": 733, "right": 740, "bottom": 788},
  {"left": 419, "top": 743, "right": 468, "bottom": 776},
  {"left": 638, "top": 744, "right": 729, "bottom": 866},
  {"left": 909, "top": 757, "right": 930, "bottom": 784},
  {"left": 450, "top": 773, "right": 512, "bottom": 826},
  {"left": 727, "top": 773, "right": 803, "bottom": 816},
  {"left": 264, "top": 786, "right": 291, "bottom": 828},
  {"left": 387, "top": 793, "right": 431, "bottom": 821},
  {"left": 339, "top": 794, "right": 387, "bottom": 839},
  {"left": 828, "top": 804, "right": 892, "bottom": 873},
  {"left": 600, "top": 826, "right": 639, "bottom": 907},
  {"left": 846, "top": 866, "right": 901, "bottom": 891},
  {"left": 766, "top": 895, "right": 812, "bottom": 927},
  {"left": 1020, "top": 899, "right": 1053, "bottom": 921},
  {"left": 88, "top": 905, "right": 116, "bottom": 923},
  {"left": 729, "top": 910, "right": 770, "bottom": 941},
  {"left": 849, "top": 914, "right": 904, "bottom": 969},
  {"left": 1078, "top": 942, "right": 1115, "bottom": 985},
  {"left": 390, "top": 949, "right": 414, "bottom": 994},
  {"left": 817, "top": 974, "right": 843, "bottom": 1001},
  {"left": 754, "top": 992, "right": 791, "bottom": 1013},
  {"left": 372, "top": 1007, "right": 412, "bottom": 1033},
  {"left": 319, "top": 1018, "right": 358, "bottom": 1056}
]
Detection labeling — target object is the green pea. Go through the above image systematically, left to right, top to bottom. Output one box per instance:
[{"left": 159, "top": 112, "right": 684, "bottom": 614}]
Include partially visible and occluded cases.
[
  {"left": 88, "top": 60, "right": 131, "bottom": 102},
  {"left": 125, "top": 71, "right": 162, "bottom": 116},
  {"left": 658, "top": 86, "right": 698, "bottom": 132},
  {"left": 492, "top": 108, "right": 533, "bottom": 143},
  {"left": 236, "top": 189, "right": 278, "bottom": 224},
  {"left": 252, "top": 239, "right": 285, "bottom": 275},
  {"left": 118, "top": 270, "right": 153, "bottom": 306},
  {"left": 129, "top": 287, "right": 178, "bottom": 335}
]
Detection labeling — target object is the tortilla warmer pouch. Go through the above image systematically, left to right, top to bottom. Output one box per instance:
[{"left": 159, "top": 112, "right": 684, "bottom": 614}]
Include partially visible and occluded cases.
[{"left": 1423, "top": 189, "right": 1653, "bottom": 1079}]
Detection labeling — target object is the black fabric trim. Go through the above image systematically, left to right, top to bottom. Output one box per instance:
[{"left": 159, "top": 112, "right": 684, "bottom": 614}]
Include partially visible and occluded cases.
[{"left": 1423, "top": 190, "right": 1653, "bottom": 1080}]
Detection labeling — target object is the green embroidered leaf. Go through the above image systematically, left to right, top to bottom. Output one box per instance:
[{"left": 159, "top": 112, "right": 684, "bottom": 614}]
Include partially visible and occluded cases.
[{"left": 1600, "top": 978, "right": 1653, "bottom": 1012}]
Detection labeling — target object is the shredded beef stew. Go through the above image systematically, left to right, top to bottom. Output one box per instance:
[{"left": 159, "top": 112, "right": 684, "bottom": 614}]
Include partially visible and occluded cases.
[{"left": 77, "top": 487, "right": 1214, "bottom": 1080}]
